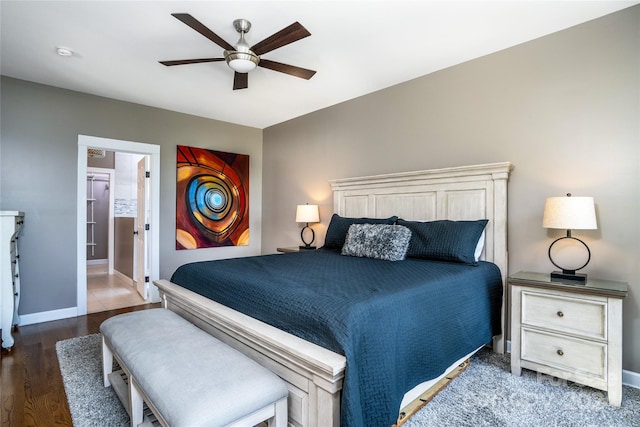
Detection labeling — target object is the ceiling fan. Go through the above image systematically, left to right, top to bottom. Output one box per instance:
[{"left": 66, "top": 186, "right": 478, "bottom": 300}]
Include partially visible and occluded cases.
[{"left": 160, "top": 13, "right": 316, "bottom": 90}]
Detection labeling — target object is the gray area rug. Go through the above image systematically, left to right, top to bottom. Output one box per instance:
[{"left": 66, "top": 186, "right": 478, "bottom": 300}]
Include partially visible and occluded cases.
[
  {"left": 56, "top": 334, "right": 129, "bottom": 427},
  {"left": 57, "top": 334, "right": 640, "bottom": 426},
  {"left": 404, "top": 348, "right": 640, "bottom": 427}
]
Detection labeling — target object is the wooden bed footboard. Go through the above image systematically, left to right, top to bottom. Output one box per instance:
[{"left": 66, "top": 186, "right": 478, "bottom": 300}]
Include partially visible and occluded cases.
[{"left": 154, "top": 279, "right": 346, "bottom": 427}]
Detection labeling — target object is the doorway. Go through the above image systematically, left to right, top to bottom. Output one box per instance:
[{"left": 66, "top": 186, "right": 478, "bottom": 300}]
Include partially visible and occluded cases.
[
  {"left": 77, "top": 135, "right": 161, "bottom": 317},
  {"left": 86, "top": 159, "right": 146, "bottom": 313}
]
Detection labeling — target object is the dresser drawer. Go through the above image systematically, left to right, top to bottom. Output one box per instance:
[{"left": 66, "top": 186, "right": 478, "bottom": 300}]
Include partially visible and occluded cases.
[
  {"left": 521, "top": 291, "right": 606, "bottom": 340},
  {"left": 521, "top": 328, "right": 606, "bottom": 379}
]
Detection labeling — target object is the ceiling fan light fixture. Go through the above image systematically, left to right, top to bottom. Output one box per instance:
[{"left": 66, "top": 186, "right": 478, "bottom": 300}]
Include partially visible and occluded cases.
[
  {"left": 162, "top": 14, "right": 315, "bottom": 89},
  {"left": 224, "top": 51, "right": 259, "bottom": 73}
]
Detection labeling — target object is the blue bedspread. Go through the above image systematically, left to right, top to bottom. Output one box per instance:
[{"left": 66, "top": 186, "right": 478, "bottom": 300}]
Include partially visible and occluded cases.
[{"left": 171, "top": 249, "right": 502, "bottom": 427}]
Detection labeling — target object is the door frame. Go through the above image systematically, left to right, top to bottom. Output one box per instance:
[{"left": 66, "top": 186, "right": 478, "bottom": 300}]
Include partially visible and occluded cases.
[{"left": 77, "top": 135, "right": 161, "bottom": 316}]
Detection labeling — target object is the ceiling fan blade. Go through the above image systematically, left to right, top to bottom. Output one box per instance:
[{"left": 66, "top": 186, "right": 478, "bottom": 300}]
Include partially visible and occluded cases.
[
  {"left": 171, "top": 13, "right": 234, "bottom": 51},
  {"left": 251, "top": 22, "right": 311, "bottom": 56},
  {"left": 159, "top": 58, "right": 225, "bottom": 66},
  {"left": 258, "top": 59, "right": 316, "bottom": 80},
  {"left": 233, "top": 72, "right": 248, "bottom": 90}
]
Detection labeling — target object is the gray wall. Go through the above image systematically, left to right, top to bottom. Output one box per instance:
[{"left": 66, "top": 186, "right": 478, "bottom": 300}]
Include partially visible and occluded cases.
[
  {"left": 262, "top": 7, "right": 640, "bottom": 372},
  {"left": 0, "top": 76, "right": 262, "bottom": 315}
]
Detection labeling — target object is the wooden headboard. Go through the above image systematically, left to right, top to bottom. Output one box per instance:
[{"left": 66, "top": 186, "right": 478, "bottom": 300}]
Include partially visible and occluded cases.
[{"left": 329, "top": 162, "right": 514, "bottom": 351}]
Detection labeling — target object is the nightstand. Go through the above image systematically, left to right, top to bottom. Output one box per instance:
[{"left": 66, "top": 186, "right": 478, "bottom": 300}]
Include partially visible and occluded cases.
[
  {"left": 276, "top": 246, "right": 300, "bottom": 253},
  {"left": 276, "top": 246, "right": 317, "bottom": 253},
  {"left": 509, "top": 271, "right": 627, "bottom": 406}
]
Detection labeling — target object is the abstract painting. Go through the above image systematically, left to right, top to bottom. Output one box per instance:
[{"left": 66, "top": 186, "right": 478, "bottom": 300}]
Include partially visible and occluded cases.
[{"left": 176, "top": 145, "right": 249, "bottom": 249}]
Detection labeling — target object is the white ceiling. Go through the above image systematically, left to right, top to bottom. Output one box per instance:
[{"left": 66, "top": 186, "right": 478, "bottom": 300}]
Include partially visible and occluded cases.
[{"left": 1, "top": 1, "right": 637, "bottom": 129}]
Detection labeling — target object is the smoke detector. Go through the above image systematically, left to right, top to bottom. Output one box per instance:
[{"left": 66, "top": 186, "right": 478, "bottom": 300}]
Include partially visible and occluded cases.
[{"left": 56, "top": 46, "right": 74, "bottom": 57}]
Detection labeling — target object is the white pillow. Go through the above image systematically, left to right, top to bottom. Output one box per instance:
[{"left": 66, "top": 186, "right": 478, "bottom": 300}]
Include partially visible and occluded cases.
[{"left": 474, "top": 231, "right": 485, "bottom": 261}]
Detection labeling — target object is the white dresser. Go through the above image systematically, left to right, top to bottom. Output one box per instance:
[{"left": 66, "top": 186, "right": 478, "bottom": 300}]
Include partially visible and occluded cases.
[
  {"left": 1, "top": 211, "right": 24, "bottom": 351},
  {"left": 509, "top": 271, "right": 628, "bottom": 406}
]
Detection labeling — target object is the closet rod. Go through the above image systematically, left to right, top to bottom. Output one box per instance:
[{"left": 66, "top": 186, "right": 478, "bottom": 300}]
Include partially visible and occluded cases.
[{"left": 87, "top": 174, "right": 110, "bottom": 182}]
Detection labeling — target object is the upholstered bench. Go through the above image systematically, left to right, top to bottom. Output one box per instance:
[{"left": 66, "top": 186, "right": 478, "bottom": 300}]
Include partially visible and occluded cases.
[{"left": 100, "top": 308, "right": 288, "bottom": 427}]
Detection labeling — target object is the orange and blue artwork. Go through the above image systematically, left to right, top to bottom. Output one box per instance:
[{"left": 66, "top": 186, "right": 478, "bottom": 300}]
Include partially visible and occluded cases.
[{"left": 176, "top": 145, "right": 249, "bottom": 249}]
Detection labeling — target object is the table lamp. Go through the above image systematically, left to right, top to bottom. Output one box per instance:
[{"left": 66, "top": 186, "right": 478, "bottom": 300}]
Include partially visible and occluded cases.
[
  {"left": 542, "top": 193, "right": 597, "bottom": 282},
  {"left": 296, "top": 204, "right": 319, "bottom": 249}
]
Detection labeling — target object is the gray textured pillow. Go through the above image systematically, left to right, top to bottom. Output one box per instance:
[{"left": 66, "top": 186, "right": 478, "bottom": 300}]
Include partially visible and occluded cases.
[{"left": 341, "top": 224, "right": 412, "bottom": 261}]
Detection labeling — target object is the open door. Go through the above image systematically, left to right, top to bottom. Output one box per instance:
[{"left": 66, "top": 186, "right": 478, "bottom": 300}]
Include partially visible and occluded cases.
[{"left": 135, "top": 156, "right": 149, "bottom": 300}]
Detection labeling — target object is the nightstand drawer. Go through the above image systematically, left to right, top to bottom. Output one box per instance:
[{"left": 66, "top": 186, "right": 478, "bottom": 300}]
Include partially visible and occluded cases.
[
  {"left": 521, "top": 291, "right": 606, "bottom": 340},
  {"left": 521, "top": 328, "right": 606, "bottom": 379}
]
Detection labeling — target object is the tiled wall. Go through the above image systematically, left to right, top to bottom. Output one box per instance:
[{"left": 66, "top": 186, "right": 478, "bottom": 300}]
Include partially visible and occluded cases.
[
  {"left": 115, "top": 152, "right": 144, "bottom": 217},
  {"left": 115, "top": 198, "right": 137, "bottom": 217}
]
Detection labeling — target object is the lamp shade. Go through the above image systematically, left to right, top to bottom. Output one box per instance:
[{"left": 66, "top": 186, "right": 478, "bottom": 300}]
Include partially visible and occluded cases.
[
  {"left": 226, "top": 52, "right": 259, "bottom": 72},
  {"left": 542, "top": 195, "right": 597, "bottom": 230},
  {"left": 296, "top": 204, "right": 319, "bottom": 223}
]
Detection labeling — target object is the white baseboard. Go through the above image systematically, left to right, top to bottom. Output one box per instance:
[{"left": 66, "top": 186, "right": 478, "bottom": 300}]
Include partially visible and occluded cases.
[
  {"left": 87, "top": 259, "right": 107, "bottom": 266},
  {"left": 113, "top": 269, "right": 134, "bottom": 285},
  {"left": 18, "top": 307, "right": 77, "bottom": 326},
  {"left": 505, "top": 340, "right": 639, "bottom": 390},
  {"left": 623, "top": 369, "right": 640, "bottom": 389}
]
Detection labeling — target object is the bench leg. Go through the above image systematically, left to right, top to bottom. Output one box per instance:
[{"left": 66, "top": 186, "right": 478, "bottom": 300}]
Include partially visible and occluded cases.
[
  {"left": 102, "top": 337, "right": 113, "bottom": 387},
  {"left": 129, "top": 377, "right": 144, "bottom": 427},
  {"left": 226, "top": 395, "right": 288, "bottom": 427},
  {"left": 269, "top": 397, "right": 288, "bottom": 427}
]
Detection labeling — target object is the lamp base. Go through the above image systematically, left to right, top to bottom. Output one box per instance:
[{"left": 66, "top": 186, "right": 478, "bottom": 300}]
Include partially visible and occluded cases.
[
  {"left": 300, "top": 224, "right": 316, "bottom": 250},
  {"left": 551, "top": 271, "right": 587, "bottom": 283}
]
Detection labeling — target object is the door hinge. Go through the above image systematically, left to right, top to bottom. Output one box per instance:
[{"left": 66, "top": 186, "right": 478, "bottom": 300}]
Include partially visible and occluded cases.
[
  {"left": 145, "top": 171, "right": 150, "bottom": 178},
  {"left": 145, "top": 224, "right": 150, "bottom": 231},
  {"left": 145, "top": 276, "right": 149, "bottom": 283}
]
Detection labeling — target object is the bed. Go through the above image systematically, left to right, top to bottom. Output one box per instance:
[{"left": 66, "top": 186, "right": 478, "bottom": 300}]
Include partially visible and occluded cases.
[{"left": 154, "top": 162, "right": 513, "bottom": 427}]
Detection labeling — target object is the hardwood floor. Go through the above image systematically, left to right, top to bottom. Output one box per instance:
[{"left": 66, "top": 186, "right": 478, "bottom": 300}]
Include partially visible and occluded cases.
[{"left": 1, "top": 303, "right": 159, "bottom": 427}]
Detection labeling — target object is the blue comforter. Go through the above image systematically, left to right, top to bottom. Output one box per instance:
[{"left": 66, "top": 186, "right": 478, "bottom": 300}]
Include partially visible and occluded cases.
[{"left": 171, "top": 249, "right": 502, "bottom": 427}]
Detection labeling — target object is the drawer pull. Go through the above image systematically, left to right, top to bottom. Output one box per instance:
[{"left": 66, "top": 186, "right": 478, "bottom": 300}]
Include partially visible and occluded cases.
[
  {"left": 557, "top": 311, "right": 564, "bottom": 318},
  {"left": 557, "top": 349, "right": 564, "bottom": 356}
]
